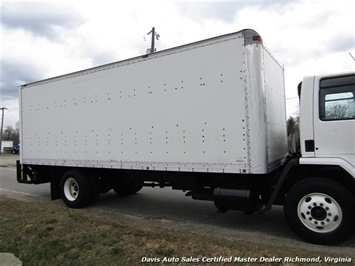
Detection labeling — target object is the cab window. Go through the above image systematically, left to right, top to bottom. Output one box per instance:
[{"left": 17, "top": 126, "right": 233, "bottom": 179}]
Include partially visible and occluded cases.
[{"left": 319, "top": 75, "right": 355, "bottom": 121}]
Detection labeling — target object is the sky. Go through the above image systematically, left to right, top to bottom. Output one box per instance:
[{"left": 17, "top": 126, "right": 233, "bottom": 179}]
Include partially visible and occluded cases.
[{"left": 1, "top": 0, "right": 355, "bottom": 128}]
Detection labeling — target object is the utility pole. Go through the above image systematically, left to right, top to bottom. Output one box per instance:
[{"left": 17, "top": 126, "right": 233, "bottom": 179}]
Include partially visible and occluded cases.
[
  {"left": 146, "top": 27, "right": 160, "bottom": 54},
  {"left": 150, "top": 27, "right": 156, "bottom": 53},
  {"left": 0, "top": 107, "right": 7, "bottom": 156}
]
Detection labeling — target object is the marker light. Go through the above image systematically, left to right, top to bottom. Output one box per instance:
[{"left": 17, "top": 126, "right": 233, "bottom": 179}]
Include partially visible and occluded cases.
[{"left": 252, "top": 36, "right": 262, "bottom": 41}]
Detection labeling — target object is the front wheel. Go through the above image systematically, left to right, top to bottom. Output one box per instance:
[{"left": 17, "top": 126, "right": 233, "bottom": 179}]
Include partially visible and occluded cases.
[{"left": 284, "top": 178, "right": 355, "bottom": 245}]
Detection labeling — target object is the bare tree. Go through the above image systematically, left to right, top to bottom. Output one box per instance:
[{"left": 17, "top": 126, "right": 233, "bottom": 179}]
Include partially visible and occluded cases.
[
  {"left": 325, "top": 103, "right": 349, "bottom": 120},
  {"left": 287, "top": 116, "right": 300, "bottom": 155},
  {"left": 287, "top": 116, "right": 299, "bottom": 135},
  {"left": 3, "top": 122, "right": 20, "bottom": 144}
]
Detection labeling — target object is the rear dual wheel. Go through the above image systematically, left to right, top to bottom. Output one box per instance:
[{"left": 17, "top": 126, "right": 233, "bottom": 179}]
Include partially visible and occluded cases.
[{"left": 60, "top": 170, "right": 100, "bottom": 208}]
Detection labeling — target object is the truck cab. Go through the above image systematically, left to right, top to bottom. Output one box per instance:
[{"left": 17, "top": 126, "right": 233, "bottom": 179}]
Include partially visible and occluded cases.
[
  {"left": 282, "top": 73, "right": 355, "bottom": 245},
  {"left": 299, "top": 73, "right": 355, "bottom": 174}
]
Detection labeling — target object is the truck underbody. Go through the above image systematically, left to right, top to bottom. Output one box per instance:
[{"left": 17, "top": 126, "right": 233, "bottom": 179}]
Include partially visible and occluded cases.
[
  {"left": 18, "top": 156, "right": 355, "bottom": 210},
  {"left": 17, "top": 160, "right": 282, "bottom": 212}
]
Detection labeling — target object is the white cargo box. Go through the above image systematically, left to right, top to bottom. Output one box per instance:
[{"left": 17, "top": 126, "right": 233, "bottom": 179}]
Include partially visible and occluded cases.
[{"left": 20, "top": 29, "right": 287, "bottom": 174}]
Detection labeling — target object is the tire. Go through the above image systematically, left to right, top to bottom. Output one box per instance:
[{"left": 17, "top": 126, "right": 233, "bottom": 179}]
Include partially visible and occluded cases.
[
  {"left": 60, "top": 170, "right": 91, "bottom": 208},
  {"left": 284, "top": 178, "right": 355, "bottom": 245}
]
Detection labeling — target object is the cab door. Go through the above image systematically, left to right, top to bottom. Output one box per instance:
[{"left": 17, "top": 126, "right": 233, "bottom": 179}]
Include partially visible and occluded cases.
[{"left": 313, "top": 74, "right": 355, "bottom": 167}]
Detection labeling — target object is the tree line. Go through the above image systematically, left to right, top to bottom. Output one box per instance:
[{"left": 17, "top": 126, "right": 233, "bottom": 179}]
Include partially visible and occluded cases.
[{"left": 2, "top": 122, "right": 20, "bottom": 145}]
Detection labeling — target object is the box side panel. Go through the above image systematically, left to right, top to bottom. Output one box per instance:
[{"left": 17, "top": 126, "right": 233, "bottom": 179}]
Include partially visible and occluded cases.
[
  {"left": 21, "top": 37, "right": 250, "bottom": 173},
  {"left": 244, "top": 43, "right": 268, "bottom": 174},
  {"left": 244, "top": 43, "right": 287, "bottom": 174},
  {"left": 263, "top": 47, "right": 288, "bottom": 171}
]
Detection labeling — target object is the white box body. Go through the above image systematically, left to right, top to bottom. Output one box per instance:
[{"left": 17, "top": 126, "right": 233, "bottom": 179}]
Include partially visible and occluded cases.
[{"left": 19, "top": 29, "right": 287, "bottom": 174}]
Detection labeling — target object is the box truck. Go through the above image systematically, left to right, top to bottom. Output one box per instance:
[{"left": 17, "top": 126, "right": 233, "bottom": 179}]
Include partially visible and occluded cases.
[{"left": 17, "top": 29, "right": 355, "bottom": 245}]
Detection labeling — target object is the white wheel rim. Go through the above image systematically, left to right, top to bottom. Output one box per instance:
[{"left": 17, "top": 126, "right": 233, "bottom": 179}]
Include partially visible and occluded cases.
[
  {"left": 64, "top": 177, "right": 79, "bottom": 201},
  {"left": 297, "top": 193, "right": 342, "bottom": 233}
]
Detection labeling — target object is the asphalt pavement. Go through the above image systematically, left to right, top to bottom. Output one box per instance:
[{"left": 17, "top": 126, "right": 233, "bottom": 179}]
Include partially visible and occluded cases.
[{"left": 0, "top": 154, "right": 18, "bottom": 168}]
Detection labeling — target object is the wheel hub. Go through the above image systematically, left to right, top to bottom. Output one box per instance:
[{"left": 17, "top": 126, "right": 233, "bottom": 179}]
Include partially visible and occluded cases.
[
  {"left": 64, "top": 177, "right": 79, "bottom": 201},
  {"left": 298, "top": 193, "right": 342, "bottom": 233},
  {"left": 311, "top": 206, "right": 327, "bottom": 221}
]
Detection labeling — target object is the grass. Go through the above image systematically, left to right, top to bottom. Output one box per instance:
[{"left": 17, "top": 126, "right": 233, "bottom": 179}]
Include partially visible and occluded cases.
[{"left": 0, "top": 196, "right": 352, "bottom": 266}]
